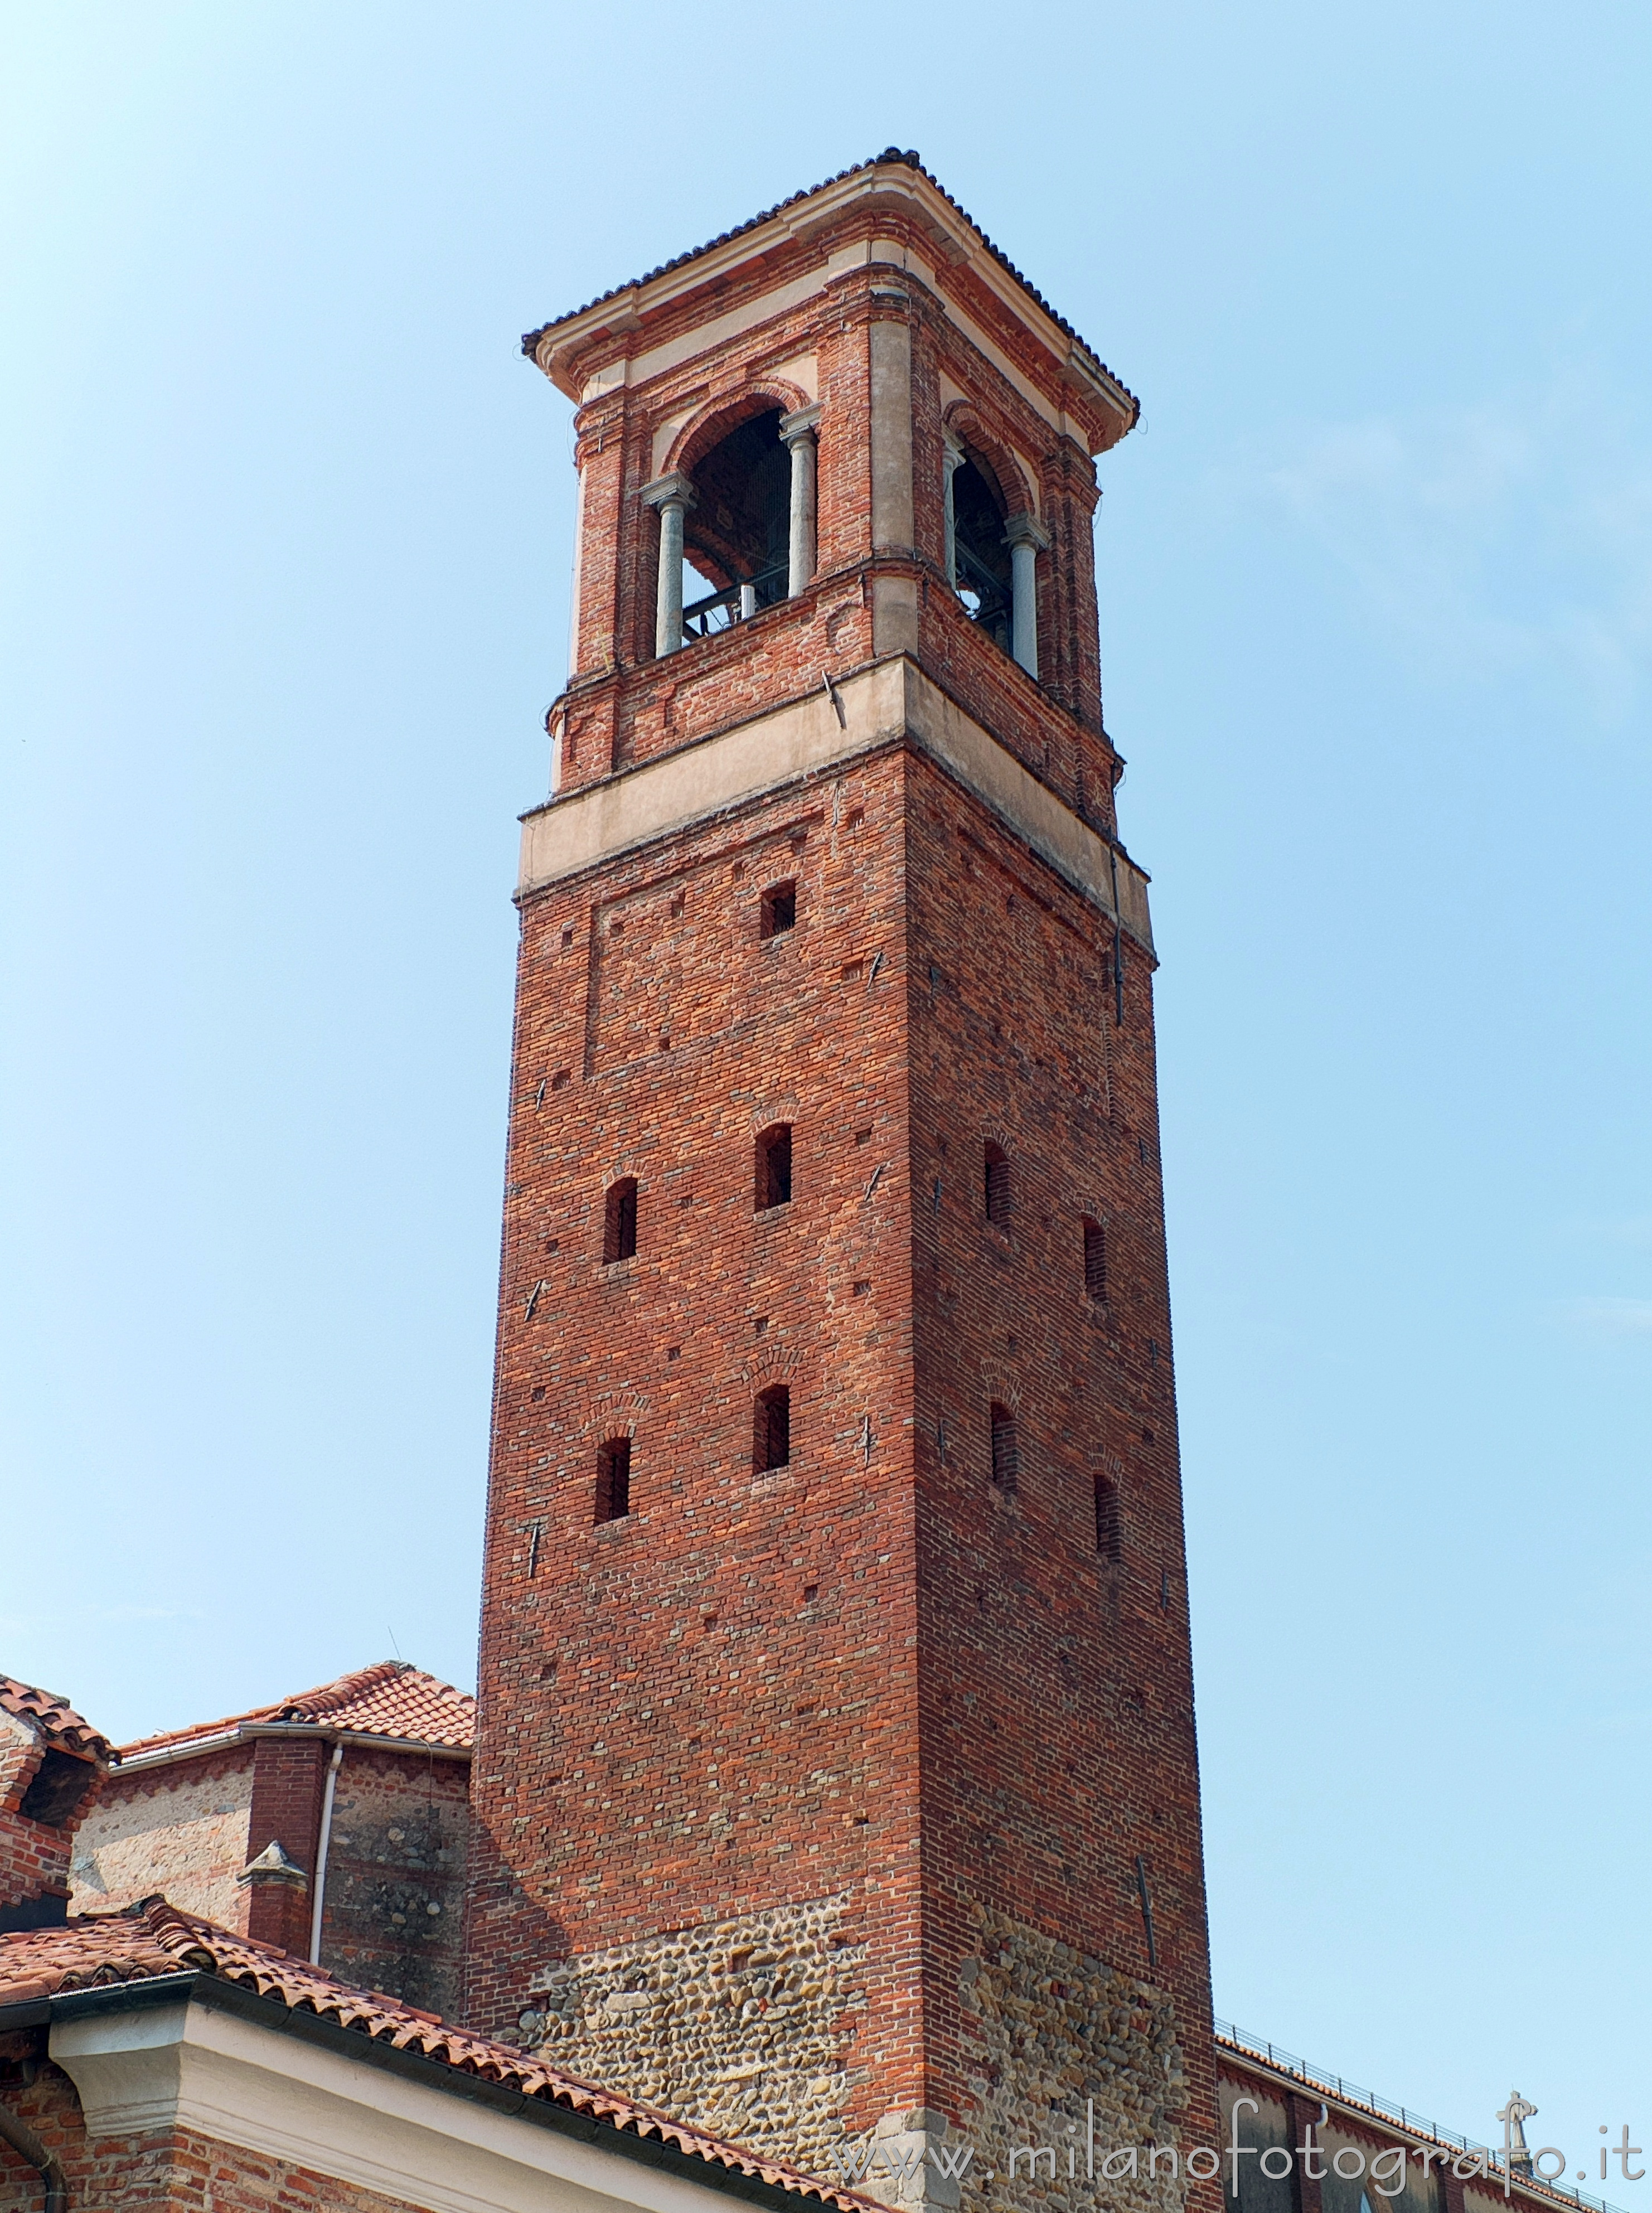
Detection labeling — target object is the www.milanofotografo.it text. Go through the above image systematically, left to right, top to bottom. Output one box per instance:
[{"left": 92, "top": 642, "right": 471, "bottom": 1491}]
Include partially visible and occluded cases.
[{"left": 829, "top": 2101, "right": 1648, "bottom": 2196}]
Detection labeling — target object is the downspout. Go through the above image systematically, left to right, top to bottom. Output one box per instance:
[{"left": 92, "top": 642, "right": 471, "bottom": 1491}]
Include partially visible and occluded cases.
[
  {"left": 307, "top": 1740, "right": 344, "bottom": 1965},
  {"left": 0, "top": 2092, "right": 69, "bottom": 2213}
]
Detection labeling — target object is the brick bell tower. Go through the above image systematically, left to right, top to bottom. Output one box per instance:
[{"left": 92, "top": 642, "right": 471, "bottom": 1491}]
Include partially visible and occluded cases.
[{"left": 466, "top": 149, "right": 1217, "bottom": 2211}]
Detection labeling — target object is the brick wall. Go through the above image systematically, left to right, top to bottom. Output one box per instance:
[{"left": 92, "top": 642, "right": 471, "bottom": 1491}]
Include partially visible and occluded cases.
[
  {"left": 467, "top": 743, "right": 1215, "bottom": 2182},
  {"left": 1, "top": 1714, "right": 103, "bottom": 1918},
  {"left": 0, "top": 2031, "right": 425, "bottom": 2213}
]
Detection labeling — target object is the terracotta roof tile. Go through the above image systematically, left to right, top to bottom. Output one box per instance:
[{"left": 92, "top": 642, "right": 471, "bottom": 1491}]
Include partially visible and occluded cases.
[
  {"left": 522, "top": 147, "right": 1138, "bottom": 422},
  {"left": 118, "top": 1662, "right": 474, "bottom": 1762},
  {"left": 0, "top": 1677, "right": 113, "bottom": 1765},
  {"left": 0, "top": 1900, "right": 872, "bottom": 2211}
]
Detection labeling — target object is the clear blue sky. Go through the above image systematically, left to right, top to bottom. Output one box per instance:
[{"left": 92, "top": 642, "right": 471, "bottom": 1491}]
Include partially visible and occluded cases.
[{"left": 4, "top": 0, "right": 1649, "bottom": 2177}]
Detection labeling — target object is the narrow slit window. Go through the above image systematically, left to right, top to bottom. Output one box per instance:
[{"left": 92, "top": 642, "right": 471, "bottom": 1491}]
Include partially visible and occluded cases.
[
  {"left": 760, "top": 882, "right": 797, "bottom": 939},
  {"left": 755, "top": 1124, "right": 793, "bottom": 1211},
  {"left": 984, "top": 1143, "right": 1010, "bottom": 1226},
  {"left": 603, "top": 1176, "right": 638, "bottom": 1263},
  {"left": 1083, "top": 1217, "right": 1106, "bottom": 1301},
  {"left": 755, "top": 1384, "right": 791, "bottom": 1471},
  {"left": 989, "top": 1402, "right": 1018, "bottom": 1490},
  {"left": 595, "top": 1436, "right": 632, "bottom": 1523},
  {"left": 1095, "top": 1473, "right": 1122, "bottom": 1563}
]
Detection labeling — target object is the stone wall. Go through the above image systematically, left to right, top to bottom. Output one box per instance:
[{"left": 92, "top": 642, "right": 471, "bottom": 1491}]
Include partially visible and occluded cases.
[
  {"left": 319, "top": 1746, "right": 469, "bottom": 2019},
  {"left": 71, "top": 1750, "right": 254, "bottom": 1929},
  {"left": 516, "top": 1893, "right": 867, "bottom": 2176},
  {"left": 955, "top": 1904, "right": 1187, "bottom": 2213}
]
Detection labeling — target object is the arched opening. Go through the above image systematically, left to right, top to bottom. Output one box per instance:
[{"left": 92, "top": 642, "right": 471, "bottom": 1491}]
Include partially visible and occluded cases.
[
  {"left": 682, "top": 409, "right": 790, "bottom": 640},
  {"left": 951, "top": 453, "right": 1013, "bottom": 652},
  {"left": 755, "top": 1123, "right": 793, "bottom": 1212},
  {"left": 983, "top": 1142, "right": 1010, "bottom": 1226},
  {"left": 603, "top": 1176, "right": 638, "bottom": 1263},
  {"left": 1082, "top": 1216, "right": 1106, "bottom": 1301},
  {"left": 754, "top": 1384, "right": 791, "bottom": 1471},
  {"left": 989, "top": 1401, "right": 1018, "bottom": 1490},
  {"left": 595, "top": 1436, "right": 632, "bottom": 1523},
  {"left": 1094, "top": 1473, "right": 1122, "bottom": 1563},
  {"left": 18, "top": 1750, "right": 96, "bottom": 1828}
]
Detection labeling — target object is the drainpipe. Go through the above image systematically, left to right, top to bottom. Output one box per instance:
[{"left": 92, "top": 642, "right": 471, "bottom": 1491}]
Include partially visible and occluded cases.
[
  {"left": 307, "top": 1741, "right": 344, "bottom": 1965},
  {"left": 0, "top": 2093, "right": 68, "bottom": 2213}
]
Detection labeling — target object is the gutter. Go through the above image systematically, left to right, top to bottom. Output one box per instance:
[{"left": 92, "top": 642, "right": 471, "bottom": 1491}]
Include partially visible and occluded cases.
[
  {"left": 114, "top": 1723, "right": 471, "bottom": 1777},
  {"left": 0, "top": 1976, "right": 858, "bottom": 2213}
]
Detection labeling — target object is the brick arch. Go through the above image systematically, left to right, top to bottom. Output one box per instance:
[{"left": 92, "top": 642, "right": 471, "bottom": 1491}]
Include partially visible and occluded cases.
[
  {"left": 665, "top": 381, "right": 811, "bottom": 480},
  {"left": 943, "top": 401, "right": 1034, "bottom": 519},
  {"left": 749, "top": 1095, "right": 802, "bottom": 1135},
  {"left": 743, "top": 1347, "right": 803, "bottom": 1391},
  {"left": 978, "top": 1369, "right": 1022, "bottom": 1413},
  {"left": 579, "top": 1390, "right": 648, "bottom": 1440}
]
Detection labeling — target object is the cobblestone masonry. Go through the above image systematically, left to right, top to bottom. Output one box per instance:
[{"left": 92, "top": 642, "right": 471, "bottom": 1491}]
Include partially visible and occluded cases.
[
  {"left": 517, "top": 1893, "right": 866, "bottom": 2174},
  {"left": 956, "top": 1904, "right": 1186, "bottom": 2213}
]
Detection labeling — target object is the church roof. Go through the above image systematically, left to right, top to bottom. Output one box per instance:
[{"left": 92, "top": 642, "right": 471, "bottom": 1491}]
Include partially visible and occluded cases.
[
  {"left": 522, "top": 147, "right": 1138, "bottom": 424},
  {"left": 116, "top": 1660, "right": 475, "bottom": 1765},
  {"left": 0, "top": 1676, "right": 113, "bottom": 1764},
  {"left": 0, "top": 1897, "right": 870, "bottom": 2212}
]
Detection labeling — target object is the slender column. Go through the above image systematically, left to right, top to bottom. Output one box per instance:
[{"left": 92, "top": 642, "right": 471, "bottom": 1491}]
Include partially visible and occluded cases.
[
  {"left": 780, "top": 404, "right": 821, "bottom": 596},
  {"left": 942, "top": 432, "right": 965, "bottom": 588},
  {"left": 641, "top": 472, "right": 696, "bottom": 656},
  {"left": 1004, "top": 510, "right": 1050, "bottom": 679}
]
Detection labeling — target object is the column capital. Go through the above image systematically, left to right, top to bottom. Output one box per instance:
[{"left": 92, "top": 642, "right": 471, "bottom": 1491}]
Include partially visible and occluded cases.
[
  {"left": 779, "top": 403, "right": 822, "bottom": 448},
  {"left": 942, "top": 428, "right": 966, "bottom": 471},
  {"left": 641, "top": 471, "right": 696, "bottom": 512},
  {"left": 1004, "top": 509, "right": 1050, "bottom": 553}
]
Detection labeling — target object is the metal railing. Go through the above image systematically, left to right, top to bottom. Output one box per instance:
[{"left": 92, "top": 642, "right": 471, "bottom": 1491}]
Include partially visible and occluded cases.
[
  {"left": 682, "top": 561, "right": 787, "bottom": 641},
  {"left": 1215, "top": 2020, "right": 1627, "bottom": 2213}
]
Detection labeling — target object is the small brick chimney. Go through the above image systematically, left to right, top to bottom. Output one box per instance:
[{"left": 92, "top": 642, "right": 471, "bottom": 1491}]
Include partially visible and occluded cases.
[{"left": 1, "top": 1676, "right": 112, "bottom": 1931}]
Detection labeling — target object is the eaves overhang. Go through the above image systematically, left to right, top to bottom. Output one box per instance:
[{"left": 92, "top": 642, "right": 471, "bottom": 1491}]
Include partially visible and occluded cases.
[
  {"left": 522, "top": 148, "right": 1138, "bottom": 446},
  {"left": 112, "top": 1721, "right": 471, "bottom": 1777},
  {"left": 0, "top": 1973, "right": 868, "bottom": 2213}
]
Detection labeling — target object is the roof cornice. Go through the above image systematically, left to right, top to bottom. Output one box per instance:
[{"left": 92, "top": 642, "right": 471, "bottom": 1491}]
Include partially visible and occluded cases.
[
  {"left": 522, "top": 150, "right": 1137, "bottom": 442},
  {"left": 112, "top": 1722, "right": 471, "bottom": 1776}
]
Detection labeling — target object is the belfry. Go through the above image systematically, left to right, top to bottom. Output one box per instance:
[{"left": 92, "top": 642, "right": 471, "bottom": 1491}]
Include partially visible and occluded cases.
[{"left": 464, "top": 149, "right": 1217, "bottom": 2211}]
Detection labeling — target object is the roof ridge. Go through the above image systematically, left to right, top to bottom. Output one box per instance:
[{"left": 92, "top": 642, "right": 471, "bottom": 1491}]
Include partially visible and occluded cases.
[{"left": 278, "top": 1659, "right": 408, "bottom": 1719}]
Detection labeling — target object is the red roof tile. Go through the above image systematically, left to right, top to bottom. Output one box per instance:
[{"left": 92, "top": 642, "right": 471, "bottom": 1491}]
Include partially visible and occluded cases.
[
  {"left": 118, "top": 1661, "right": 474, "bottom": 1762},
  {"left": 0, "top": 1677, "right": 113, "bottom": 1765},
  {"left": 0, "top": 1899, "right": 871, "bottom": 2211}
]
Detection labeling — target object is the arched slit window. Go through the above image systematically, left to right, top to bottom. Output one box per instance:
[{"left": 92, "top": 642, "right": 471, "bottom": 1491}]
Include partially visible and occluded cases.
[
  {"left": 682, "top": 409, "right": 790, "bottom": 639},
  {"left": 951, "top": 455, "right": 1013, "bottom": 652},
  {"left": 755, "top": 1123, "right": 793, "bottom": 1212},
  {"left": 984, "top": 1142, "right": 1010, "bottom": 1226},
  {"left": 603, "top": 1176, "right": 638, "bottom": 1263},
  {"left": 1083, "top": 1217, "right": 1106, "bottom": 1301},
  {"left": 754, "top": 1384, "right": 791, "bottom": 1471},
  {"left": 989, "top": 1402, "right": 1018, "bottom": 1489},
  {"left": 595, "top": 1436, "right": 632, "bottom": 1523},
  {"left": 1095, "top": 1473, "right": 1122, "bottom": 1563}
]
